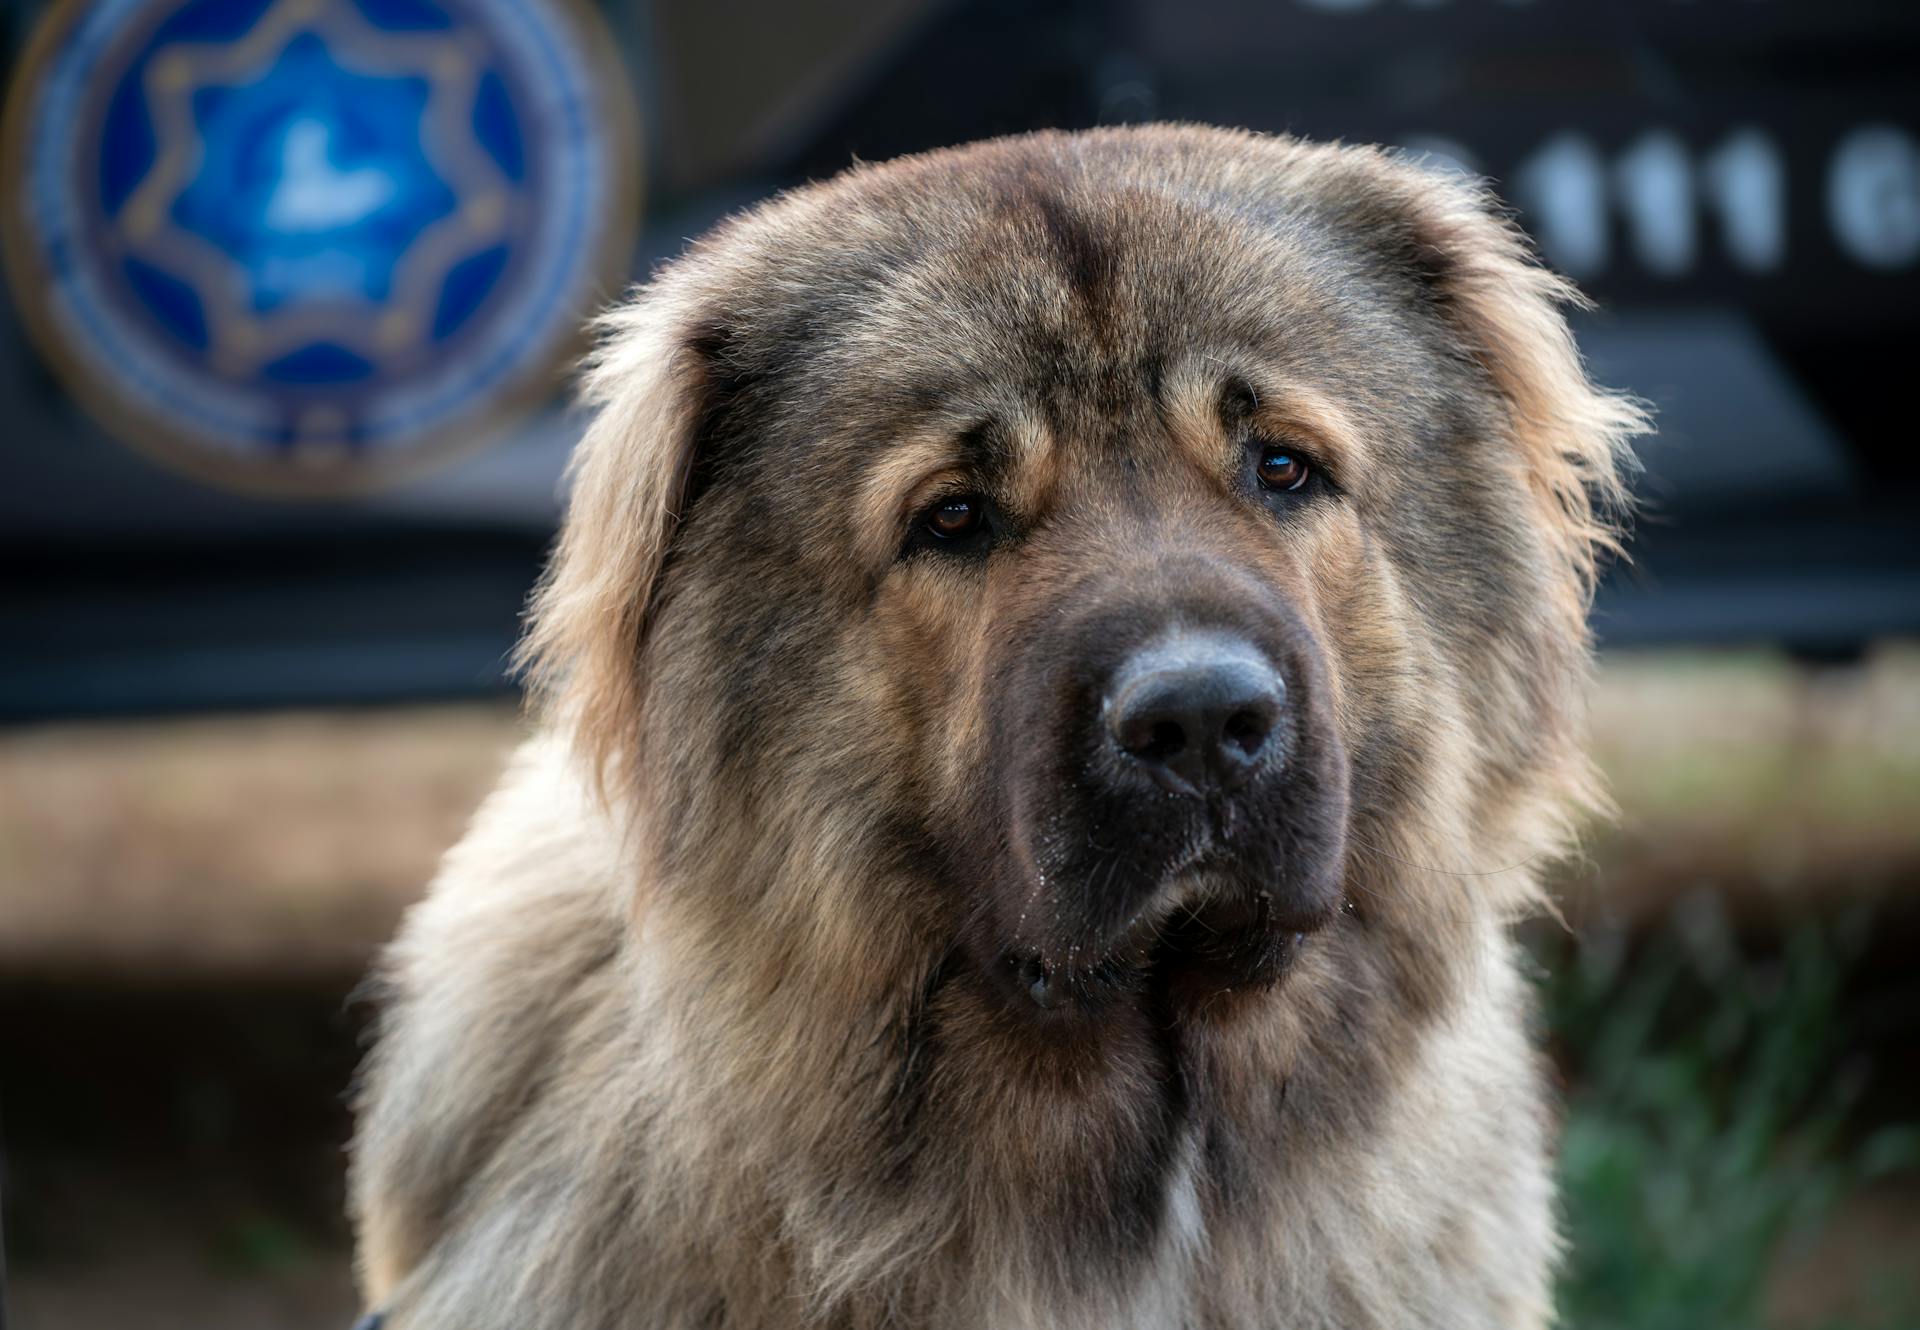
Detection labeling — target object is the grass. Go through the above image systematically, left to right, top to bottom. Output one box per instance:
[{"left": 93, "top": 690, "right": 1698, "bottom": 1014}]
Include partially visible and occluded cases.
[{"left": 1542, "top": 900, "right": 1920, "bottom": 1329}]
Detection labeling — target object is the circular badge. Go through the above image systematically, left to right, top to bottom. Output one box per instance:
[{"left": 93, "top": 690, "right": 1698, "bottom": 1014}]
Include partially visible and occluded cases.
[{"left": 2, "top": 0, "right": 638, "bottom": 494}]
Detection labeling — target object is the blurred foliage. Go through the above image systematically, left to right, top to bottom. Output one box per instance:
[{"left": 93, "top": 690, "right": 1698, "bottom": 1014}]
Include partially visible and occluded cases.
[{"left": 1543, "top": 898, "right": 1920, "bottom": 1330}]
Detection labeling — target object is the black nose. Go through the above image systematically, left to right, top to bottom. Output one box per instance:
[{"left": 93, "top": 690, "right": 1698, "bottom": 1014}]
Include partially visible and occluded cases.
[{"left": 1105, "top": 635, "right": 1286, "bottom": 795}]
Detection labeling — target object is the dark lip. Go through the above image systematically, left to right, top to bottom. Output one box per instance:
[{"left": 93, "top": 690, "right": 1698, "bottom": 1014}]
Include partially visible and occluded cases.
[
  {"left": 1002, "top": 867, "right": 1327, "bottom": 1014},
  {"left": 1151, "top": 893, "right": 1315, "bottom": 993}
]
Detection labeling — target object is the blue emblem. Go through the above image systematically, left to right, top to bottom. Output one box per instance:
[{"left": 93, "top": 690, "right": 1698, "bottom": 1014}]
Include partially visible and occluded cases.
[{"left": 3, "top": 0, "right": 638, "bottom": 492}]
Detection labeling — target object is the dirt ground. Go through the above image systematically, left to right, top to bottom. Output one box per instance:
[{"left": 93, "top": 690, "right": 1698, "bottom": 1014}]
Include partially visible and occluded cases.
[{"left": 2, "top": 646, "right": 1917, "bottom": 1329}]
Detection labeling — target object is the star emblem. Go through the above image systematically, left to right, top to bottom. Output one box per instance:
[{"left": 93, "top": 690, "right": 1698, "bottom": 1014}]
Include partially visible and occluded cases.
[
  {"left": 3, "top": 0, "right": 637, "bottom": 491},
  {"left": 116, "top": 0, "right": 514, "bottom": 381}
]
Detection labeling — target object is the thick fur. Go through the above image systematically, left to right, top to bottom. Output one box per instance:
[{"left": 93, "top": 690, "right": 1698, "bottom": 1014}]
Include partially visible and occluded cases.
[{"left": 350, "top": 125, "right": 1645, "bottom": 1329}]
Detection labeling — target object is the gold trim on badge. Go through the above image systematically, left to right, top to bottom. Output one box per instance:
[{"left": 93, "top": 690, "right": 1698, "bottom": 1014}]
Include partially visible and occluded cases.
[{"left": 0, "top": 0, "right": 642, "bottom": 499}]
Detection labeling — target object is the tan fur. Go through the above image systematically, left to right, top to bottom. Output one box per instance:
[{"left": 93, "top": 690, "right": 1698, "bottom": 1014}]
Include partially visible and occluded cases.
[{"left": 352, "top": 125, "right": 1646, "bottom": 1329}]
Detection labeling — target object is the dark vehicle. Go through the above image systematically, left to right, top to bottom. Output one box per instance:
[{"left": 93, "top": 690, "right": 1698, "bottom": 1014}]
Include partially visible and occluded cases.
[{"left": 5, "top": 0, "right": 1917, "bottom": 719}]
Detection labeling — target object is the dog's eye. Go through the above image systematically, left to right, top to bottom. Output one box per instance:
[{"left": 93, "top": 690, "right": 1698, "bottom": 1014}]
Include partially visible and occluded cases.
[
  {"left": 1255, "top": 448, "right": 1310, "bottom": 493},
  {"left": 902, "top": 492, "right": 997, "bottom": 560},
  {"left": 926, "top": 496, "right": 985, "bottom": 540}
]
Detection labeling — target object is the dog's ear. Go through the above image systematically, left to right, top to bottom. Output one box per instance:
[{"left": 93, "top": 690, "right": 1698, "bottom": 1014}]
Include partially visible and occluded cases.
[
  {"left": 1350, "top": 150, "right": 1651, "bottom": 837},
  {"left": 1388, "top": 159, "right": 1649, "bottom": 622},
  {"left": 516, "top": 293, "right": 713, "bottom": 798}
]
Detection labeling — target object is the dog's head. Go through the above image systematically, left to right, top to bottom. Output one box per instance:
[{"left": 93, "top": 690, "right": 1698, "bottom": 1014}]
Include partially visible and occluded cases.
[{"left": 521, "top": 127, "right": 1641, "bottom": 1026}]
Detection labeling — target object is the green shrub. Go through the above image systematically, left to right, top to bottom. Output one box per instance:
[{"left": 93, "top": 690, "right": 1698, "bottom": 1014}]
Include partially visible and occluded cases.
[{"left": 1540, "top": 900, "right": 1920, "bottom": 1330}]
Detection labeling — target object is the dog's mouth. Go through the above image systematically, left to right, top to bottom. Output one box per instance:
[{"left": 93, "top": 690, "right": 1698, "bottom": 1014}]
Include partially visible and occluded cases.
[{"left": 1004, "top": 866, "right": 1327, "bottom": 1015}]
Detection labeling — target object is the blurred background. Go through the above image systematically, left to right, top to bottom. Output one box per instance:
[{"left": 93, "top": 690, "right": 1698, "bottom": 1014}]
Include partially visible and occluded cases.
[{"left": 2, "top": 1, "right": 1917, "bottom": 1326}]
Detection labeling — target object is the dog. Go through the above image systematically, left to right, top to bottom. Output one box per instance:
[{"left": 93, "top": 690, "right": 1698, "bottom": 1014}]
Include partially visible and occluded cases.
[{"left": 350, "top": 124, "right": 1644, "bottom": 1329}]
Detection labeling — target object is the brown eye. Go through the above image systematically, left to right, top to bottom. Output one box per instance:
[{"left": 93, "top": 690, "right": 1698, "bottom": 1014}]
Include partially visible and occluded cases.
[
  {"left": 1256, "top": 449, "right": 1309, "bottom": 493},
  {"left": 926, "top": 495, "right": 985, "bottom": 539}
]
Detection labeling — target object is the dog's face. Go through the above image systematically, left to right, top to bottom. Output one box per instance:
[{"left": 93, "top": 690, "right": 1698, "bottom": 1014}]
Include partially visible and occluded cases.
[{"left": 527, "top": 128, "right": 1636, "bottom": 1040}]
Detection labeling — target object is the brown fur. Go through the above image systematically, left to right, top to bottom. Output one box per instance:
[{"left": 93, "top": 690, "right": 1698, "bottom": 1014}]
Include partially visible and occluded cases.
[{"left": 350, "top": 125, "right": 1645, "bottom": 1329}]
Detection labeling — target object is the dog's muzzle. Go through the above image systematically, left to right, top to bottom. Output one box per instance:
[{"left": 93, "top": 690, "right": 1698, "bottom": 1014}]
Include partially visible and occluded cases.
[{"left": 978, "top": 581, "right": 1351, "bottom": 1016}]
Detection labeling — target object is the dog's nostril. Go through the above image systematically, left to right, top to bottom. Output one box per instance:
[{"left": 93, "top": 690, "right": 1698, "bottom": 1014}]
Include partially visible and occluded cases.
[
  {"left": 1106, "top": 635, "right": 1286, "bottom": 795},
  {"left": 1222, "top": 706, "right": 1272, "bottom": 757},
  {"left": 1135, "top": 719, "right": 1187, "bottom": 764}
]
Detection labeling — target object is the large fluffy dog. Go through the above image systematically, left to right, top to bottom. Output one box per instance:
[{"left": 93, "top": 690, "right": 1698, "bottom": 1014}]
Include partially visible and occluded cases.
[{"left": 351, "top": 125, "right": 1643, "bottom": 1328}]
